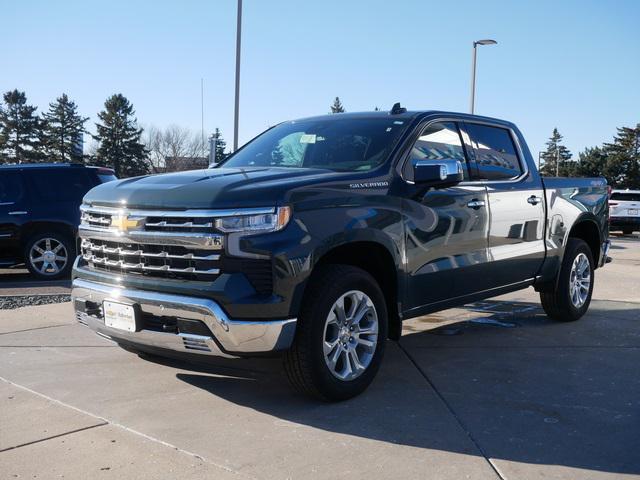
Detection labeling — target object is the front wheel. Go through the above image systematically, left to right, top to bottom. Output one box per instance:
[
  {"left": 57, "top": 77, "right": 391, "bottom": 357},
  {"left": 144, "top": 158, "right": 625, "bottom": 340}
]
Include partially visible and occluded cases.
[
  {"left": 540, "top": 238, "right": 594, "bottom": 322},
  {"left": 283, "top": 265, "right": 388, "bottom": 401}
]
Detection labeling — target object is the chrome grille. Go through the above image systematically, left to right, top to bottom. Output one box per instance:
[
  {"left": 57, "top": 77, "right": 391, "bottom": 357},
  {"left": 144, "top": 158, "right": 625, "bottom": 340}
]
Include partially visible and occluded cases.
[
  {"left": 77, "top": 205, "right": 275, "bottom": 288},
  {"left": 81, "top": 211, "right": 112, "bottom": 227},
  {"left": 144, "top": 217, "right": 214, "bottom": 233},
  {"left": 81, "top": 239, "right": 220, "bottom": 278}
]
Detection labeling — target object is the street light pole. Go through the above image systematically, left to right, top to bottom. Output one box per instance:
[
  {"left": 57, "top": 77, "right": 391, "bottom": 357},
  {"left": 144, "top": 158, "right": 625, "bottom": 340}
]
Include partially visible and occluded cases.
[
  {"left": 233, "top": 0, "right": 242, "bottom": 152},
  {"left": 469, "top": 39, "right": 497, "bottom": 114}
]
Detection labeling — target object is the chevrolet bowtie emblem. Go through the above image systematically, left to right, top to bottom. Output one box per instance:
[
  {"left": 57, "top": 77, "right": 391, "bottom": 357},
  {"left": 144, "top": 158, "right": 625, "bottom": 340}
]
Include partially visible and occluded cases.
[{"left": 111, "top": 215, "right": 143, "bottom": 232}]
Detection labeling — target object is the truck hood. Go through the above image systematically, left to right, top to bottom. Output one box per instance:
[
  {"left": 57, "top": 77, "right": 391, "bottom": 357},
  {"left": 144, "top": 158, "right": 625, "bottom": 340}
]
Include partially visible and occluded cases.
[{"left": 84, "top": 167, "right": 344, "bottom": 210}]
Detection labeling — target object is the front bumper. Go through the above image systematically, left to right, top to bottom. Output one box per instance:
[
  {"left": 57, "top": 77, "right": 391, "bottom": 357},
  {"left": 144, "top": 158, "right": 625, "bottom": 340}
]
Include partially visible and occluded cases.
[{"left": 72, "top": 278, "right": 297, "bottom": 358}]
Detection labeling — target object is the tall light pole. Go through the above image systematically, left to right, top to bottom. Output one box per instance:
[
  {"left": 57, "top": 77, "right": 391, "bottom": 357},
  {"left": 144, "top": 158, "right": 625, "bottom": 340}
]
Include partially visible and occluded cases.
[
  {"left": 233, "top": 0, "right": 242, "bottom": 151},
  {"left": 470, "top": 39, "right": 497, "bottom": 114}
]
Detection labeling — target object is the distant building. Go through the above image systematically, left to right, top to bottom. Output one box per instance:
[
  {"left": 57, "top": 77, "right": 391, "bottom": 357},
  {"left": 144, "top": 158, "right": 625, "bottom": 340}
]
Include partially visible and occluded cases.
[{"left": 165, "top": 156, "right": 209, "bottom": 172}]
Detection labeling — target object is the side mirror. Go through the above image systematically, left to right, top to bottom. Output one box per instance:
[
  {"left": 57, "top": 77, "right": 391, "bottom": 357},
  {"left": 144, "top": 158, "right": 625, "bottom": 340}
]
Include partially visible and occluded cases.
[{"left": 413, "top": 159, "right": 464, "bottom": 187}]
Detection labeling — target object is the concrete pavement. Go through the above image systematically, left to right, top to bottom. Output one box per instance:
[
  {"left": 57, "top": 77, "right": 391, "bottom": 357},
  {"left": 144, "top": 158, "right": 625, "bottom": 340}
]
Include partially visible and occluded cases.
[{"left": 0, "top": 237, "right": 638, "bottom": 479}]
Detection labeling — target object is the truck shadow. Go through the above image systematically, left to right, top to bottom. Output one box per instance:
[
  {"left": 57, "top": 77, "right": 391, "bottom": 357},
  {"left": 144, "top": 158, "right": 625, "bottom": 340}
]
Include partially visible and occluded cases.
[{"left": 164, "top": 299, "right": 640, "bottom": 476}]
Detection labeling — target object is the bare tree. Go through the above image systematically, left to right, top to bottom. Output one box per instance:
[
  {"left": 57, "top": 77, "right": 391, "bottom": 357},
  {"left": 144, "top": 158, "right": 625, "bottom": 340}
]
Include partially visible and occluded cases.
[{"left": 143, "top": 125, "right": 206, "bottom": 173}]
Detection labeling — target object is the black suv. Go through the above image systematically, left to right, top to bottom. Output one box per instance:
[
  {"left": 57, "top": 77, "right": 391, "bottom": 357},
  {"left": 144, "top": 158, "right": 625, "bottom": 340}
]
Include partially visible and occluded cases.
[{"left": 0, "top": 163, "right": 117, "bottom": 279}]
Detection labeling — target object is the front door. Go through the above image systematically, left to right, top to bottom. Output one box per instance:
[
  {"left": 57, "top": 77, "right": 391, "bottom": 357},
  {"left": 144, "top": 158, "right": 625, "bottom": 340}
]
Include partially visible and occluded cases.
[
  {"left": 399, "top": 121, "right": 490, "bottom": 313},
  {"left": 464, "top": 122, "right": 546, "bottom": 288},
  {"left": 0, "top": 170, "right": 29, "bottom": 265}
]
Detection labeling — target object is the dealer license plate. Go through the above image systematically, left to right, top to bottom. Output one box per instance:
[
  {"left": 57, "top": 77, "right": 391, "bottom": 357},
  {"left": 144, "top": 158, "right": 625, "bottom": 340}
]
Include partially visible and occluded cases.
[{"left": 103, "top": 301, "right": 136, "bottom": 332}]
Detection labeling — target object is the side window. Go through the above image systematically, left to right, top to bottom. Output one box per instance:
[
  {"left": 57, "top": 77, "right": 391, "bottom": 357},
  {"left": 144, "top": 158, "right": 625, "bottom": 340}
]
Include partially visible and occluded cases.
[
  {"left": 404, "top": 122, "right": 470, "bottom": 181},
  {"left": 466, "top": 124, "right": 522, "bottom": 180},
  {"left": 30, "top": 169, "right": 93, "bottom": 202},
  {"left": 0, "top": 172, "right": 24, "bottom": 204}
]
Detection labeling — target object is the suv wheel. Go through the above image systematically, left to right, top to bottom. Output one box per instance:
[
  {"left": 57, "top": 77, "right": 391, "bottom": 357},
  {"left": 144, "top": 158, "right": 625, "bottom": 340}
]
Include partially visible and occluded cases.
[
  {"left": 24, "top": 232, "right": 74, "bottom": 280},
  {"left": 540, "top": 238, "right": 594, "bottom": 321},
  {"left": 283, "top": 265, "right": 388, "bottom": 401}
]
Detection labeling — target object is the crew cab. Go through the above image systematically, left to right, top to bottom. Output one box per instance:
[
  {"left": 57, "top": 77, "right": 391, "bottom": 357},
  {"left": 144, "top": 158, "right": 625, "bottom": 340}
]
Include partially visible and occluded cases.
[
  {"left": 71, "top": 108, "right": 610, "bottom": 400},
  {"left": 0, "top": 163, "right": 117, "bottom": 279}
]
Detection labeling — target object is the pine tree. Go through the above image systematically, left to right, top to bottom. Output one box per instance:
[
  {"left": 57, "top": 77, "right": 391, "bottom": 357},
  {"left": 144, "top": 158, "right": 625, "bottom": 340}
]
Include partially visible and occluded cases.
[
  {"left": 0, "top": 89, "right": 44, "bottom": 163},
  {"left": 41, "top": 93, "right": 89, "bottom": 163},
  {"left": 94, "top": 94, "right": 148, "bottom": 178},
  {"left": 330, "top": 97, "right": 345, "bottom": 114},
  {"left": 603, "top": 124, "right": 640, "bottom": 188},
  {"left": 212, "top": 128, "right": 227, "bottom": 163},
  {"left": 539, "top": 128, "right": 573, "bottom": 177},
  {"left": 576, "top": 146, "right": 608, "bottom": 179}
]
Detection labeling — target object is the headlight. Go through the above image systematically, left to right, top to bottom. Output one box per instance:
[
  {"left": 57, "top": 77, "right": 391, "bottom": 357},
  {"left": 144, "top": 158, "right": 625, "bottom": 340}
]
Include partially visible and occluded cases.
[{"left": 215, "top": 206, "right": 291, "bottom": 234}]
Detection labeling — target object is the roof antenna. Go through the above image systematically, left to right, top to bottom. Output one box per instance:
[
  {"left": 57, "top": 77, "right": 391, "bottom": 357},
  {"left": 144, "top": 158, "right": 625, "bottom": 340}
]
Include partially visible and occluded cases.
[{"left": 390, "top": 102, "right": 406, "bottom": 114}]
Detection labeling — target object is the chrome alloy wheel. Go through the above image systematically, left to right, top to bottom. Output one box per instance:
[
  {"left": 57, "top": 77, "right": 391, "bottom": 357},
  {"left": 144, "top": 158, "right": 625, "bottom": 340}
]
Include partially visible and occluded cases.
[
  {"left": 29, "top": 237, "right": 68, "bottom": 276},
  {"left": 569, "top": 252, "right": 591, "bottom": 308},
  {"left": 323, "top": 290, "right": 379, "bottom": 381}
]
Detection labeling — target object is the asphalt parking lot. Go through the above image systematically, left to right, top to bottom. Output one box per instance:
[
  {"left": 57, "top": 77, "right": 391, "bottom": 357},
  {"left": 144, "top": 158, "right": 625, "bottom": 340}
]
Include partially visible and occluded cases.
[{"left": 1, "top": 235, "right": 639, "bottom": 479}]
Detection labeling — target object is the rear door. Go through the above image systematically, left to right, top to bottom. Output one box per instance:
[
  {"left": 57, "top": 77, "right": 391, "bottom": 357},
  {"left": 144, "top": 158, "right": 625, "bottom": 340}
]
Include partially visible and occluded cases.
[
  {"left": 464, "top": 122, "right": 546, "bottom": 288},
  {"left": 26, "top": 168, "right": 94, "bottom": 228},
  {"left": 0, "top": 170, "right": 29, "bottom": 264}
]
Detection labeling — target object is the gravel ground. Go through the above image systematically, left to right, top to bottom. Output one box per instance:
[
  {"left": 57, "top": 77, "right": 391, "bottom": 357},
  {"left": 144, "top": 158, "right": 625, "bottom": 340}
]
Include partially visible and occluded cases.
[{"left": 0, "top": 294, "right": 71, "bottom": 310}]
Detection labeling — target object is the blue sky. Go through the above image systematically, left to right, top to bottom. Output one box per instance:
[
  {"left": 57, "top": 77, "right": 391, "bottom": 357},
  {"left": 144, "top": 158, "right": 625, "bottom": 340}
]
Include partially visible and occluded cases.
[{"left": 4, "top": 0, "right": 639, "bottom": 157}]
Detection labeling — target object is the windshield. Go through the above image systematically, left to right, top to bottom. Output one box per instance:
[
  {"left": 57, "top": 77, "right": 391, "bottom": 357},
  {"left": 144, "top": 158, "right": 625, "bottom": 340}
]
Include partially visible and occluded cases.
[{"left": 221, "top": 117, "right": 409, "bottom": 172}]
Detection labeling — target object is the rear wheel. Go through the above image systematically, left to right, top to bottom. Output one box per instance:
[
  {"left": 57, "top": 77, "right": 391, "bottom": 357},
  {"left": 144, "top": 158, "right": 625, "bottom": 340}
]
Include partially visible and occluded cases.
[
  {"left": 24, "top": 232, "right": 74, "bottom": 280},
  {"left": 540, "top": 238, "right": 594, "bottom": 322},
  {"left": 283, "top": 265, "right": 388, "bottom": 401}
]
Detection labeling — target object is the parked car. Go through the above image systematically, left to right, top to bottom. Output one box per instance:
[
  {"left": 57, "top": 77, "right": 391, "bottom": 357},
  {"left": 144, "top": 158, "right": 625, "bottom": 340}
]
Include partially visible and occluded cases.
[
  {"left": 72, "top": 108, "right": 610, "bottom": 400},
  {"left": 0, "top": 163, "right": 117, "bottom": 279},
  {"left": 609, "top": 189, "right": 640, "bottom": 235}
]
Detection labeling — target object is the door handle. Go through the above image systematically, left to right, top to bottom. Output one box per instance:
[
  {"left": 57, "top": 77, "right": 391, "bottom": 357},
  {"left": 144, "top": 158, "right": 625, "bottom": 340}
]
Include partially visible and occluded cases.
[
  {"left": 527, "top": 195, "right": 542, "bottom": 206},
  {"left": 466, "top": 199, "right": 486, "bottom": 209},
  {"left": 8, "top": 211, "right": 28, "bottom": 215}
]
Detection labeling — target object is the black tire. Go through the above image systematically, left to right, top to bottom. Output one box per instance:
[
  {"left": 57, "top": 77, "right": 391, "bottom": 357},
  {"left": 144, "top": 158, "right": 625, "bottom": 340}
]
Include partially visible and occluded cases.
[
  {"left": 622, "top": 228, "right": 633, "bottom": 235},
  {"left": 24, "top": 232, "right": 75, "bottom": 280},
  {"left": 540, "top": 238, "right": 594, "bottom": 322},
  {"left": 283, "top": 265, "right": 388, "bottom": 401}
]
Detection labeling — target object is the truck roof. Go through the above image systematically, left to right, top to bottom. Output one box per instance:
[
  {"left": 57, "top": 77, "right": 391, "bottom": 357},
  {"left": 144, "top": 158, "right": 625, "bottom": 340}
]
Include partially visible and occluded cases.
[
  {"left": 293, "top": 109, "right": 517, "bottom": 130},
  {"left": 0, "top": 163, "right": 110, "bottom": 171}
]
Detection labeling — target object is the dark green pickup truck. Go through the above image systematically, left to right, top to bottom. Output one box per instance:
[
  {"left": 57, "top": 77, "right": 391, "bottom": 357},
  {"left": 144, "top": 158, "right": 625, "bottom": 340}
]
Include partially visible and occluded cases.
[{"left": 72, "top": 108, "right": 610, "bottom": 400}]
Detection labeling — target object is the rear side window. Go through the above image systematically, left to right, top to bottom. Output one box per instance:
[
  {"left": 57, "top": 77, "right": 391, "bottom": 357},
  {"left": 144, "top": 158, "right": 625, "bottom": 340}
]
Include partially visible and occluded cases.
[
  {"left": 404, "top": 122, "right": 470, "bottom": 181},
  {"left": 466, "top": 124, "right": 522, "bottom": 181},
  {"left": 29, "top": 169, "right": 93, "bottom": 202},
  {"left": 0, "top": 172, "right": 24, "bottom": 203},
  {"left": 611, "top": 192, "right": 640, "bottom": 202}
]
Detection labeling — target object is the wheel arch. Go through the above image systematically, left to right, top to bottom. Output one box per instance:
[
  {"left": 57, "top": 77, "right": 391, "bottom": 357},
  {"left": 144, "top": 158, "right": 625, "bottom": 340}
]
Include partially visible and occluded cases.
[
  {"left": 566, "top": 216, "right": 602, "bottom": 266},
  {"left": 21, "top": 221, "right": 76, "bottom": 246},
  {"left": 307, "top": 238, "right": 402, "bottom": 341}
]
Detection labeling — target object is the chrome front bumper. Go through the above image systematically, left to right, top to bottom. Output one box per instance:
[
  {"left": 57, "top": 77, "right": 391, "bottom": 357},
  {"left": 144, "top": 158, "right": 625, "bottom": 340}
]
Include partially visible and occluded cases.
[{"left": 71, "top": 278, "right": 296, "bottom": 357}]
